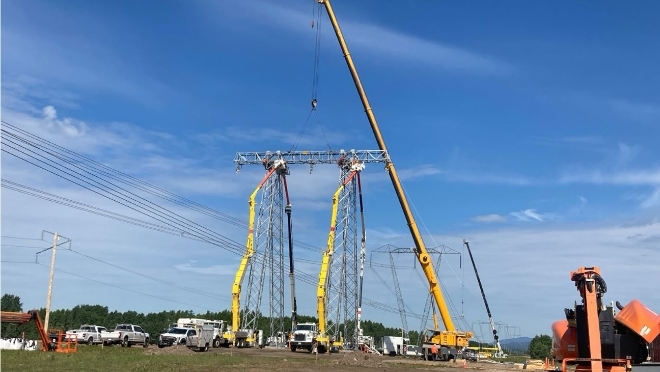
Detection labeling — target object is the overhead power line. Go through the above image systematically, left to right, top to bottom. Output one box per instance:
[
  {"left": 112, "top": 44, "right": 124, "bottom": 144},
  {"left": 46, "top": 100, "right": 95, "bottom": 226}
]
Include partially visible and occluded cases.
[
  {"left": 0, "top": 120, "right": 432, "bottom": 323},
  {"left": 34, "top": 262, "right": 220, "bottom": 311}
]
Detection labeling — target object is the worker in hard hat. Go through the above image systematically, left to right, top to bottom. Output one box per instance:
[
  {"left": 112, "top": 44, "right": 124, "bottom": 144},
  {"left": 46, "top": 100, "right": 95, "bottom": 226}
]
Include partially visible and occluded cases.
[{"left": 431, "top": 343, "right": 439, "bottom": 361}]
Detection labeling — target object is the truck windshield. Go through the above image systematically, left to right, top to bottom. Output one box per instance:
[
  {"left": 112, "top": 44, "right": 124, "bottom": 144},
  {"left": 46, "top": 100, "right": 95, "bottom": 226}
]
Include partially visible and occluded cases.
[
  {"left": 297, "top": 325, "right": 314, "bottom": 331},
  {"left": 167, "top": 328, "right": 188, "bottom": 335}
]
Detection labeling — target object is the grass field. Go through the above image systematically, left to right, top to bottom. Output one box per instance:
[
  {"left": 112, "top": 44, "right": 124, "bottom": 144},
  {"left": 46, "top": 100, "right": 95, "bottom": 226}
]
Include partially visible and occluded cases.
[
  {"left": 1, "top": 344, "right": 531, "bottom": 372},
  {"left": 0, "top": 346, "right": 319, "bottom": 372}
]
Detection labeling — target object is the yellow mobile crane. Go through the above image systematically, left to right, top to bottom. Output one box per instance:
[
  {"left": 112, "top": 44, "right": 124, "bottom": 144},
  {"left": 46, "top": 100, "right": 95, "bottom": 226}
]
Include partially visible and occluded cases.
[
  {"left": 316, "top": 0, "right": 474, "bottom": 360},
  {"left": 225, "top": 160, "right": 286, "bottom": 347},
  {"left": 315, "top": 161, "right": 365, "bottom": 354}
]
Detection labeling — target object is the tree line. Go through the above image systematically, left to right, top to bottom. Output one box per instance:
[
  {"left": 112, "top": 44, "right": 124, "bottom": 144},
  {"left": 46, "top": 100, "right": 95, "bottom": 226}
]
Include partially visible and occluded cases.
[
  {"left": 1, "top": 293, "right": 412, "bottom": 343},
  {"left": 1, "top": 293, "right": 551, "bottom": 357}
]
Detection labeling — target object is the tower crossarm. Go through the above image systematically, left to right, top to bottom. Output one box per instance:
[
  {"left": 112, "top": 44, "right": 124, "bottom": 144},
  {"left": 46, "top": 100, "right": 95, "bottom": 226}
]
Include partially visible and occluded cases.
[{"left": 234, "top": 149, "right": 389, "bottom": 170}]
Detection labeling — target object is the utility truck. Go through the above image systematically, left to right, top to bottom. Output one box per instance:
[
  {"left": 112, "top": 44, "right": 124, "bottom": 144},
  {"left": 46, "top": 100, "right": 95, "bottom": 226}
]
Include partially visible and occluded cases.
[
  {"left": 175, "top": 318, "right": 227, "bottom": 348},
  {"left": 290, "top": 322, "right": 318, "bottom": 352},
  {"left": 186, "top": 324, "right": 214, "bottom": 352},
  {"left": 157, "top": 327, "right": 194, "bottom": 348},
  {"left": 382, "top": 336, "right": 410, "bottom": 357}
]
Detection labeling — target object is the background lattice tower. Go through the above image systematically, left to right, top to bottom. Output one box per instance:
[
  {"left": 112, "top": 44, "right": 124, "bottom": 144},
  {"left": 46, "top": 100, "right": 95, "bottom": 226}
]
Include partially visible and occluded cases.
[
  {"left": 326, "top": 164, "right": 360, "bottom": 348},
  {"left": 241, "top": 167, "right": 287, "bottom": 341}
]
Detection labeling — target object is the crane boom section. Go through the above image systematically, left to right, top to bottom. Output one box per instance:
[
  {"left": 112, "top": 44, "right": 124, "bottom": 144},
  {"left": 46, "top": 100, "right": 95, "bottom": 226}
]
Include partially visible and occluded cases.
[
  {"left": 318, "top": 0, "right": 461, "bottom": 335},
  {"left": 231, "top": 166, "right": 278, "bottom": 333},
  {"left": 317, "top": 170, "right": 359, "bottom": 337},
  {"left": 464, "top": 239, "right": 504, "bottom": 356}
]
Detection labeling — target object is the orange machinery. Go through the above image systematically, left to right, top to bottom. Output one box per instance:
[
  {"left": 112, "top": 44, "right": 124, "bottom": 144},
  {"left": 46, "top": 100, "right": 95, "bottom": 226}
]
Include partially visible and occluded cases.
[
  {"left": 551, "top": 267, "right": 660, "bottom": 372},
  {"left": 0, "top": 310, "right": 77, "bottom": 353}
]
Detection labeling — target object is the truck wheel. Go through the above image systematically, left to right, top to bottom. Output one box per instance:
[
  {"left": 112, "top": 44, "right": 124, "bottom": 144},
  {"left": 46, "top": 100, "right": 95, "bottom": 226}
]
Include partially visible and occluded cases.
[
  {"left": 88, "top": 337, "right": 94, "bottom": 345},
  {"left": 122, "top": 337, "right": 129, "bottom": 347},
  {"left": 213, "top": 337, "right": 220, "bottom": 348},
  {"left": 143, "top": 338, "right": 149, "bottom": 348},
  {"left": 201, "top": 343, "right": 209, "bottom": 352},
  {"left": 291, "top": 345, "right": 297, "bottom": 352}
]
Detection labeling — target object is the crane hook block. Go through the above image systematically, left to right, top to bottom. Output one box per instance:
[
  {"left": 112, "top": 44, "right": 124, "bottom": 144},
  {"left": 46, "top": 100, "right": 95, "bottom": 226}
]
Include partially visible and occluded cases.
[
  {"left": 311, "top": 20, "right": 315, "bottom": 28},
  {"left": 311, "top": 99, "right": 317, "bottom": 109}
]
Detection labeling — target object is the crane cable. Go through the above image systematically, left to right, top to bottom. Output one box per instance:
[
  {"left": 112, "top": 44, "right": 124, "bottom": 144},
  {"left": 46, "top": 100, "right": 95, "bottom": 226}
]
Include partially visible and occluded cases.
[
  {"left": 311, "top": 0, "right": 322, "bottom": 103},
  {"left": 290, "top": 1, "right": 331, "bottom": 153}
]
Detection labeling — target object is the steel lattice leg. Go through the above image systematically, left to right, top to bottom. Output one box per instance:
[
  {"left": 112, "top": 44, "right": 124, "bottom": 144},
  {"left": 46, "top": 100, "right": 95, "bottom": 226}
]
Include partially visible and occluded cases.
[
  {"left": 326, "top": 167, "right": 359, "bottom": 349},
  {"left": 242, "top": 173, "right": 285, "bottom": 342}
]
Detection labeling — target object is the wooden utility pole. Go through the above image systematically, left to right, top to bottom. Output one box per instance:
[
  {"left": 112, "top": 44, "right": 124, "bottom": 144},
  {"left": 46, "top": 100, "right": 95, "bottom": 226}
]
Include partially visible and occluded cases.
[{"left": 43, "top": 232, "right": 59, "bottom": 333}]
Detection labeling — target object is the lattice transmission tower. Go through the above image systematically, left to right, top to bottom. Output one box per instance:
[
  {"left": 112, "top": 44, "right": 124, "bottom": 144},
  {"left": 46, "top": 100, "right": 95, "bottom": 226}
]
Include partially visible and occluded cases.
[
  {"left": 235, "top": 150, "right": 387, "bottom": 348},
  {"left": 239, "top": 159, "right": 289, "bottom": 342},
  {"left": 370, "top": 244, "right": 461, "bottom": 342}
]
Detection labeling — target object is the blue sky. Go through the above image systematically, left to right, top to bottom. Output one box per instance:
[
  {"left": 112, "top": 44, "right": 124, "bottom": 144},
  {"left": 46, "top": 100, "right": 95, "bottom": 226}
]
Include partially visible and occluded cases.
[{"left": 2, "top": 0, "right": 659, "bottom": 340}]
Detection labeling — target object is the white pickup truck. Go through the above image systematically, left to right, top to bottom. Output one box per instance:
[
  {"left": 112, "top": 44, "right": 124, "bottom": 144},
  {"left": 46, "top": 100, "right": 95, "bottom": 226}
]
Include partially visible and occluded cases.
[
  {"left": 110, "top": 324, "right": 150, "bottom": 347},
  {"left": 65, "top": 325, "right": 108, "bottom": 345}
]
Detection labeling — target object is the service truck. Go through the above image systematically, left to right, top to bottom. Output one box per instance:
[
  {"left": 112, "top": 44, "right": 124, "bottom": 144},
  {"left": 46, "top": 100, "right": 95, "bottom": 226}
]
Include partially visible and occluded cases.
[
  {"left": 176, "top": 318, "right": 227, "bottom": 348},
  {"left": 290, "top": 322, "right": 318, "bottom": 352},
  {"left": 186, "top": 324, "right": 214, "bottom": 352},
  {"left": 157, "top": 327, "right": 194, "bottom": 348},
  {"left": 382, "top": 336, "right": 410, "bottom": 357}
]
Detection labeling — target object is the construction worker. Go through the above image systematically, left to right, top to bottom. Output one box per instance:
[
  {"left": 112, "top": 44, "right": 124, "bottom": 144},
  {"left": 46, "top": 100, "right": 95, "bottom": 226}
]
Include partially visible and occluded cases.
[{"left": 431, "top": 343, "right": 439, "bottom": 361}]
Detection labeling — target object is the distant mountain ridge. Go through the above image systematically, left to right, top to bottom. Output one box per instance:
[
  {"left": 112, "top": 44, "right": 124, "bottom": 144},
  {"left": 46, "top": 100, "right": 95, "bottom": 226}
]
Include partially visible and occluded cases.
[{"left": 499, "top": 337, "right": 533, "bottom": 351}]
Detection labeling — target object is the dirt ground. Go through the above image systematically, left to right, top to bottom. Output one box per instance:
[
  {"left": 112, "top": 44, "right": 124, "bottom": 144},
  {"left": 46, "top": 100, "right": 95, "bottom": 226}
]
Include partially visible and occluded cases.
[{"left": 143, "top": 345, "right": 525, "bottom": 372}]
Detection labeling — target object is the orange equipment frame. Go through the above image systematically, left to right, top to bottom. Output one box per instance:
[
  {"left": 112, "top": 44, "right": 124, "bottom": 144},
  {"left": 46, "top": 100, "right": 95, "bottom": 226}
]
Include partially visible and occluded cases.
[
  {"left": 560, "top": 267, "right": 630, "bottom": 372},
  {"left": 0, "top": 310, "right": 77, "bottom": 353}
]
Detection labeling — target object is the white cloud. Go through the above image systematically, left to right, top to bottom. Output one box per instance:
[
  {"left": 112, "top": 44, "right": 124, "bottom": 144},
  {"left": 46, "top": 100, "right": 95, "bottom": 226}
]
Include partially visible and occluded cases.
[
  {"left": 206, "top": 0, "right": 512, "bottom": 76},
  {"left": 610, "top": 99, "right": 660, "bottom": 124},
  {"left": 41, "top": 105, "right": 89, "bottom": 138},
  {"left": 192, "top": 126, "right": 357, "bottom": 150},
  {"left": 558, "top": 142, "right": 660, "bottom": 188},
  {"left": 615, "top": 142, "right": 640, "bottom": 166},
  {"left": 398, "top": 165, "right": 443, "bottom": 180},
  {"left": 559, "top": 169, "right": 660, "bottom": 186},
  {"left": 443, "top": 171, "right": 533, "bottom": 186},
  {"left": 640, "top": 188, "right": 660, "bottom": 209},
  {"left": 510, "top": 209, "right": 556, "bottom": 222},
  {"left": 472, "top": 214, "right": 508, "bottom": 223},
  {"left": 363, "top": 220, "right": 660, "bottom": 337},
  {"left": 174, "top": 262, "right": 239, "bottom": 276}
]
